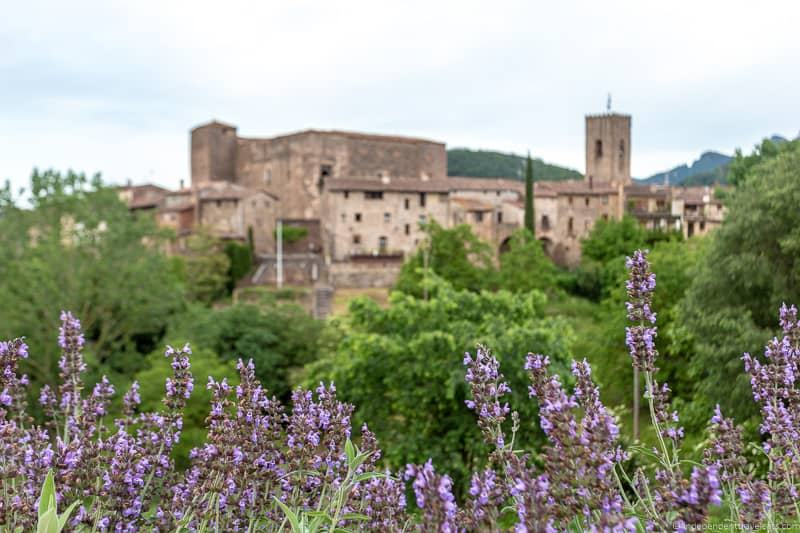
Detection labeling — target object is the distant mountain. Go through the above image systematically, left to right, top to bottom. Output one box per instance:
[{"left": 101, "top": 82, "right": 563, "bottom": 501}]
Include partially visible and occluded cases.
[
  {"left": 639, "top": 135, "right": 795, "bottom": 186},
  {"left": 447, "top": 148, "right": 582, "bottom": 181},
  {"left": 640, "top": 151, "right": 733, "bottom": 186}
]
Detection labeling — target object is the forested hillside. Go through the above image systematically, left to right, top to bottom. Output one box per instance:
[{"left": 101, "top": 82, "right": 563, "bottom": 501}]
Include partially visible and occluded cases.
[{"left": 447, "top": 148, "right": 582, "bottom": 181}]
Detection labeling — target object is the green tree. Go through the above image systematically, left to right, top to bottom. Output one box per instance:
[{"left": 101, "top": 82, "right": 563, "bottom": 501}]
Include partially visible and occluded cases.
[
  {"left": 727, "top": 137, "right": 792, "bottom": 186},
  {"left": 681, "top": 139, "right": 800, "bottom": 429},
  {"left": 524, "top": 152, "right": 534, "bottom": 232},
  {"left": 0, "top": 169, "right": 183, "bottom": 386},
  {"left": 572, "top": 216, "right": 682, "bottom": 301},
  {"left": 394, "top": 220, "right": 497, "bottom": 295},
  {"left": 498, "top": 229, "right": 555, "bottom": 292},
  {"left": 181, "top": 230, "right": 231, "bottom": 305},
  {"left": 224, "top": 240, "right": 253, "bottom": 292},
  {"left": 308, "top": 276, "right": 574, "bottom": 491},
  {"left": 168, "top": 303, "right": 323, "bottom": 401},
  {"left": 134, "top": 344, "right": 238, "bottom": 468}
]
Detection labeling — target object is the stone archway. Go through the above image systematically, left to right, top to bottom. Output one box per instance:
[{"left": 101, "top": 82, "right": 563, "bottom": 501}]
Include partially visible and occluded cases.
[
  {"left": 499, "top": 236, "right": 513, "bottom": 254},
  {"left": 538, "top": 237, "right": 553, "bottom": 256}
]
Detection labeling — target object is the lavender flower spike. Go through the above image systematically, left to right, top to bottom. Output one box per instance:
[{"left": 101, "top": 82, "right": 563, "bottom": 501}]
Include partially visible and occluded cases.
[{"left": 625, "top": 250, "right": 659, "bottom": 372}]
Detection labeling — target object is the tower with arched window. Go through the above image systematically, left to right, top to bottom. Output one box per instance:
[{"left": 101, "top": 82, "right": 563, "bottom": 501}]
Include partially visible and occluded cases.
[{"left": 584, "top": 113, "right": 631, "bottom": 186}]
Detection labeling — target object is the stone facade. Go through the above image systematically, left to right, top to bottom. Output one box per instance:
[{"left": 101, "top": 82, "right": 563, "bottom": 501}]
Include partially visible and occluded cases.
[{"left": 121, "top": 112, "right": 728, "bottom": 287}]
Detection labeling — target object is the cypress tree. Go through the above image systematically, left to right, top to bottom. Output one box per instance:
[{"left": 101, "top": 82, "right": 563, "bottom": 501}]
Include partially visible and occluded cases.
[{"left": 524, "top": 152, "right": 535, "bottom": 233}]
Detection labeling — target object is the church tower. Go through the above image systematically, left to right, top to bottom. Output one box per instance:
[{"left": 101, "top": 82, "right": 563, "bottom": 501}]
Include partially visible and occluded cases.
[{"left": 585, "top": 112, "right": 631, "bottom": 185}]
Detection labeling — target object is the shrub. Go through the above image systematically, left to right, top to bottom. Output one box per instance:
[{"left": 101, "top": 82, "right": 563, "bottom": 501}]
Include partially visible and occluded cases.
[{"left": 1, "top": 250, "right": 800, "bottom": 530}]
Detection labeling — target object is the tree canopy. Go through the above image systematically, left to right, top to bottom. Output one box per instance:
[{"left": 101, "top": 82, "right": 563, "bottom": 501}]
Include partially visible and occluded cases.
[
  {"left": 681, "top": 139, "right": 800, "bottom": 427},
  {"left": 0, "top": 169, "right": 183, "bottom": 386},
  {"left": 307, "top": 275, "right": 574, "bottom": 490}
]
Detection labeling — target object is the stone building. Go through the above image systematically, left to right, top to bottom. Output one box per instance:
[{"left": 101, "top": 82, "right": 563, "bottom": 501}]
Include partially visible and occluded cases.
[{"left": 121, "top": 112, "right": 727, "bottom": 287}]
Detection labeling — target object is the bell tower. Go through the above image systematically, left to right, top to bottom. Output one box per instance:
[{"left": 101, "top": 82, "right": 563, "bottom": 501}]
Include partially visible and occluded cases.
[{"left": 585, "top": 111, "right": 631, "bottom": 185}]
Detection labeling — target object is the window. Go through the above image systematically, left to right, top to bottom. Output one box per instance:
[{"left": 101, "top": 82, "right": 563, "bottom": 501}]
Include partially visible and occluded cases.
[
  {"left": 595, "top": 140, "right": 603, "bottom": 159},
  {"left": 618, "top": 140, "right": 625, "bottom": 171},
  {"left": 320, "top": 164, "right": 332, "bottom": 179},
  {"left": 344, "top": 191, "right": 349, "bottom": 199},
  {"left": 365, "top": 191, "right": 383, "bottom": 200},
  {"left": 419, "top": 192, "right": 426, "bottom": 207},
  {"left": 602, "top": 195, "right": 609, "bottom": 205},
  {"left": 568, "top": 196, "right": 574, "bottom": 207},
  {"left": 585, "top": 197, "right": 590, "bottom": 207},
  {"left": 404, "top": 198, "right": 410, "bottom": 210},
  {"left": 216, "top": 200, "right": 222, "bottom": 207},
  {"left": 474, "top": 211, "right": 484, "bottom": 223},
  {"left": 497, "top": 211, "right": 503, "bottom": 223},
  {"left": 384, "top": 212, "right": 391, "bottom": 223},
  {"left": 355, "top": 213, "right": 362, "bottom": 222},
  {"left": 419, "top": 214, "right": 427, "bottom": 224},
  {"left": 602, "top": 214, "right": 609, "bottom": 221},
  {"left": 541, "top": 215, "right": 551, "bottom": 230},
  {"left": 568, "top": 217, "right": 574, "bottom": 234},
  {"left": 700, "top": 221, "right": 706, "bottom": 231},
  {"left": 405, "top": 224, "right": 410, "bottom": 235},
  {"left": 353, "top": 234, "right": 361, "bottom": 245},
  {"left": 378, "top": 236, "right": 388, "bottom": 253}
]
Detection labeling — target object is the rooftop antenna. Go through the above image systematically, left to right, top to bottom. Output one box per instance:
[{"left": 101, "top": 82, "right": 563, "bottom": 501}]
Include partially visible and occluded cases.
[{"left": 606, "top": 93, "right": 612, "bottom": 113}]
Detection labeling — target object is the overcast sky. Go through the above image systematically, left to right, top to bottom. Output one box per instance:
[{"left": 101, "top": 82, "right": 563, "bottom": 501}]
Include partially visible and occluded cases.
[{"left": 2, "top": 0, "right": 799, "bottom": 192}]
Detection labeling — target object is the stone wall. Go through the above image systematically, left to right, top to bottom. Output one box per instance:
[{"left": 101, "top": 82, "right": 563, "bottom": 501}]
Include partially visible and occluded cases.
[
  {"left": 585, "top": 114, "right": 631, "bottom": 184},
  {"left": 191, "top": 122, "right": 237, "bottom": 183},
  {"left": 228, "top": 128, "right": 447, "bottom": 221},
  {"left": 324, "top": 189, "right": 450, "bottom": 261},
  {"left": 328, "top": 259, "right": 402, "bottom": 288}
]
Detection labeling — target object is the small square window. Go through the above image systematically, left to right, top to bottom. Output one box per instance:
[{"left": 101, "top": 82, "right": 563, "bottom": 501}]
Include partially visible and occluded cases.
[
  {"left": 344, "top": 191, "right": 349, "bottom": 199},
  {"left": 365, "top": 191, "right": 383, "bottom": 200},
  {"left": 355, "top": 213, "right": 362, "bottom": 222},
  {"left": 353, "top": 234, "right": 361, "bottom": 244}
]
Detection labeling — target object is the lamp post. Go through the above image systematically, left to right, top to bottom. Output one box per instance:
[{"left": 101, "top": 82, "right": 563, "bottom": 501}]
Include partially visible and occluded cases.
[{"left": 276, "top": 219, "right": 283, "bottom": 289}]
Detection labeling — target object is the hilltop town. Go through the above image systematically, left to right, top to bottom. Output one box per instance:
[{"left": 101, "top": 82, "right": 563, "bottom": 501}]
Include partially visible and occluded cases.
[{"left": 119, "top": 112, "right": 725, "bottom": 290}]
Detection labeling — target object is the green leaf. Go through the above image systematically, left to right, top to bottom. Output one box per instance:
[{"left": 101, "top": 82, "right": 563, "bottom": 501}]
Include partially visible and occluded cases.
[
  {"left": 344, "top": 439, "right": 356, "bottom": 466},
  {"left": 38, "top": 470, "right": 57, "bottom": 519},
  {"left": 273, "top": 497, "right": 303, "bottom": 532},
  {"left": 57, "top": 500, "right": 81, "bottom": 531},
  {"left": 36, "top": 508, "right": 58, "bottom": 533},
  {"left": 341, "top": 513, "right": 370, "bottom": 522}
]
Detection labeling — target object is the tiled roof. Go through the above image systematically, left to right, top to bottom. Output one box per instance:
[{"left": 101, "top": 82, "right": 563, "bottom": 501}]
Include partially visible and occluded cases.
[
  {"left": 241, "top": 129, "right": 445, "bottom": 146},
  {"left": 447, "top": 177, "right": 525, "bottom": 193},
  {"left": 327, "top": 178, "right": 451, "bottom": 193},
  {"left": 537, "top": 180, "right": 617, "bottom": 196},
  {"left": 625, "top": 184, "right": 670, "bottom": 198},
  {"left": 674, "top": 186, "right": 724, "bottom": 205},
  {"left": 450, "top": 197, "right": 495, "bottom": 212}
]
